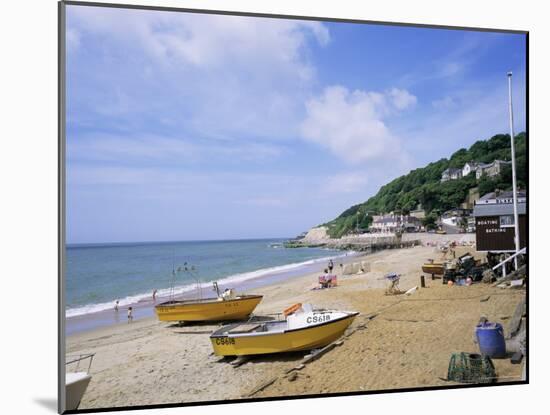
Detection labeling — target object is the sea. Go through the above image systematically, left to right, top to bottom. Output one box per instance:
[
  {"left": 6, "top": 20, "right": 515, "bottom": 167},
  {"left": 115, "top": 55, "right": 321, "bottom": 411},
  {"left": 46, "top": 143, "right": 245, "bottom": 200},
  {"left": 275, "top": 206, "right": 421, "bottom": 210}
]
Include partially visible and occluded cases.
[{"left": 65, "top": 239, "right": 350, "bottom": 334}]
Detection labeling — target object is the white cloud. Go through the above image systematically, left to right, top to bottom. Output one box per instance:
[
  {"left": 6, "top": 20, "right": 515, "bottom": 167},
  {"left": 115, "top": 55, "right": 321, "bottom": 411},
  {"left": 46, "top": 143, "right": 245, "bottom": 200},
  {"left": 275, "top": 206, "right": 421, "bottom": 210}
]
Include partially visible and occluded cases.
[
  {"left": 67, "top": 6, "right": 330, "bottom": 140},
  {"left": 70, "top": 8, "right": 329, "bottom": 70},
  {"left": 300, "top": 86, "right": 415, "bottom": 164},
  {"left": 389, "top": 88, "right": 417, "bottom": 110}
]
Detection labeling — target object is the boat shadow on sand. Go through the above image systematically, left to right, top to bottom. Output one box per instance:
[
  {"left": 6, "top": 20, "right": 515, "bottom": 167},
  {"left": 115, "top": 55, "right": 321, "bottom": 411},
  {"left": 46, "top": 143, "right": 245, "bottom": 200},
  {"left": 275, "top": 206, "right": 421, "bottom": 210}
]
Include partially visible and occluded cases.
[
  {"left": 165, "top": 314, "right": 280, "bottom": 331},
  {"left": 218, "top": 351, "right": 305, "bottom": 365}
]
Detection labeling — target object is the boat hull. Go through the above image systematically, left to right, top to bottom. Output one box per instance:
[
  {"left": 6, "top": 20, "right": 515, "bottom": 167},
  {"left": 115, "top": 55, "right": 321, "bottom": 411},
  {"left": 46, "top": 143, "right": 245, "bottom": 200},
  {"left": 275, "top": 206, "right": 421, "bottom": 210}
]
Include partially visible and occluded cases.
[
  {"left": 155, "top": 295, "right": 263, "bottom": 322},
  {"left": 210, "top": 312, "right": 358, "bottom": 356},
  {"left": 66, "top": 372, "right": 92, "bottom": 411}
]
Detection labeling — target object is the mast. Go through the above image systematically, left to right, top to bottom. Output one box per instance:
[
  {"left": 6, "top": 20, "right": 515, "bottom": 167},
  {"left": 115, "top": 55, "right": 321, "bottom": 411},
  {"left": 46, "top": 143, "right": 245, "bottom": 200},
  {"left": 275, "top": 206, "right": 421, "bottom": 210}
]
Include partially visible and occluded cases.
[{"left": 507, "top": 72, "right": 520, "bottom": 270}]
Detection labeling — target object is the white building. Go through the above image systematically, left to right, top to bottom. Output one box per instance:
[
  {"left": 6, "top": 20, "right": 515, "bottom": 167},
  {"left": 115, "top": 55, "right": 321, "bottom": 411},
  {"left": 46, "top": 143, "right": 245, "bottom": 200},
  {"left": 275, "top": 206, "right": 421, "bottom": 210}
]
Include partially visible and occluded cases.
[
  {"left": 441, "top": 160, "right": 512, "bottom": 182},
  {"left": 475, "top": 160, "right": 512, "bottom": 179},
  {"left": 462, "top": 162, "right": 480, "bottom": 177},
  {"left": 441, "top": 167, "right": 463, "bottom": 182},
  {"left": 440, "top": 208, "right": 472, "bottom": 229},
  {"left": 369, "top": 214, "right": 422, "bottom": 233}
]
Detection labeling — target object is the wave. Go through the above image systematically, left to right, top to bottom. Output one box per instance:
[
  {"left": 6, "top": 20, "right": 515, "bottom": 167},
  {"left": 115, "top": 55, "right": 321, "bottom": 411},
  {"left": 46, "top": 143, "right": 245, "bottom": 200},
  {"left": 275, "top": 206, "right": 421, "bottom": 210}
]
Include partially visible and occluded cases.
[{"left": 65, "top": 251, "right": 354, "bottom": 318}]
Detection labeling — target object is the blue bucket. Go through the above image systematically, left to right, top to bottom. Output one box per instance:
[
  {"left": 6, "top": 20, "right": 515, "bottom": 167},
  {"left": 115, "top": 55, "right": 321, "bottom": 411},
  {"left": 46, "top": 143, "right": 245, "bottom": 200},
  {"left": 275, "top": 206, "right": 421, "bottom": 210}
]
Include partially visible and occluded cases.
[{"left": 475, "top": 322, "right": 506, "bottom": 358}]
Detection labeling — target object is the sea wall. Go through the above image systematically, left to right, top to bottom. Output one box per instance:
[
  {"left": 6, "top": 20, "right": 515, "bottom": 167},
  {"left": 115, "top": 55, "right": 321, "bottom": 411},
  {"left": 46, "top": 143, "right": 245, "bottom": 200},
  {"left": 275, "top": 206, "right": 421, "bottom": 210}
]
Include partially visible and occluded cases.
[
  {"left": 291, "top": 230, "right": 477, "bottom": 251},
  {"left": 287, "top": 231, "right": 419, "bottom": 252}
]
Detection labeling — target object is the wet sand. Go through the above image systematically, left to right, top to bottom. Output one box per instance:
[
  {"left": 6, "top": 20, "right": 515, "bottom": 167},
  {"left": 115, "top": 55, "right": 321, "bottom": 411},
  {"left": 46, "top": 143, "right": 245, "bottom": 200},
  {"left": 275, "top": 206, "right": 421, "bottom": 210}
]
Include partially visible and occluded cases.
[{"left": 66, "top": 240, "right": 525, "bottom": 410}]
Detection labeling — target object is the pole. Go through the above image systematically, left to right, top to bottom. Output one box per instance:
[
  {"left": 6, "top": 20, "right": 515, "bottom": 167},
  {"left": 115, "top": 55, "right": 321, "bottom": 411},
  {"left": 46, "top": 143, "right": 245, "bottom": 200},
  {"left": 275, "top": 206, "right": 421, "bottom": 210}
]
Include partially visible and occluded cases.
[{"left": 507, "top": 72, "right": 520, "bottom": 270}]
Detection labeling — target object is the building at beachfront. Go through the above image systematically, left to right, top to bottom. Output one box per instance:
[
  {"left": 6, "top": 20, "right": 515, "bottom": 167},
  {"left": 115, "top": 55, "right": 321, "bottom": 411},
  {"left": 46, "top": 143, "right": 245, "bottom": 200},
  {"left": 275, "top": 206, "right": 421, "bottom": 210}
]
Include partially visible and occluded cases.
[
  {"left": 475, "top": 160, "right": 512, "bottom": 179},
  {"left": 473, "top": 190, "right": 526, "bottom": 252},
  {"left": 441, "top": 208, "right": 473, "bottom": 230},
  {"left": 369, "top": 214, "right": 422, "bottom": 233}
]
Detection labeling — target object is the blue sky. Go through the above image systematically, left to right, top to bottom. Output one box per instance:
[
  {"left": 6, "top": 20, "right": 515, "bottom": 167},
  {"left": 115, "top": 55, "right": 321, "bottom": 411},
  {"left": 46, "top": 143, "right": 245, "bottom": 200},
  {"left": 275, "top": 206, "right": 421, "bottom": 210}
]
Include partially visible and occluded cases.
[{"left": 65, "top": 5, "right": 526, "bottom": 243}]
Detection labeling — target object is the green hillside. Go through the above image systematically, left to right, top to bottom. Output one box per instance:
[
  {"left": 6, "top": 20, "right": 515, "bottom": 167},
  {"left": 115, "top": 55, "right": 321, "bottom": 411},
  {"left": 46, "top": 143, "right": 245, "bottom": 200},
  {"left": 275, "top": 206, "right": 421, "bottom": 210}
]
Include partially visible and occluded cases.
[{"left": 324, "top": 132, "right": 527, "bottom": 238}]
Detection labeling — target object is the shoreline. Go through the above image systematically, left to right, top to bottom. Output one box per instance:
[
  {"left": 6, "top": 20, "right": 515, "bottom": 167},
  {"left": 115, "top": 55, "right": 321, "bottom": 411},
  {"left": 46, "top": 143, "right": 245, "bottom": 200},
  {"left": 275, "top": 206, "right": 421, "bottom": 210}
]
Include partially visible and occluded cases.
[
  {"left": 66, "top": 232, "right": 475, "bottom": 335},
  {"left": 65, "top": 233, "right": 478, "bottom": 335},
  {"left": 66, "top": 236, "right": 525, "bottom": 409},
  {"left": 66, "top": 240, "right": 524, "bottom": 410},
  {"left": 66, "top": 246, "right": 525, "bottom": 409},
  {"left": 66, "top": 249, "right": 360, "bottom": 335}
]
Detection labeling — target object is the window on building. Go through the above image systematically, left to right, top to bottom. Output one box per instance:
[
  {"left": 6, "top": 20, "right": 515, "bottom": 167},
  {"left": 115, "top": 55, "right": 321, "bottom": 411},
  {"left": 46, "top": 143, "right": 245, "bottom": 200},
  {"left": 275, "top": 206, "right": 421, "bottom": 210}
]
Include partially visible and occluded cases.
[{"left": 500, "top": 215, "right": 515, "bottom": 227}]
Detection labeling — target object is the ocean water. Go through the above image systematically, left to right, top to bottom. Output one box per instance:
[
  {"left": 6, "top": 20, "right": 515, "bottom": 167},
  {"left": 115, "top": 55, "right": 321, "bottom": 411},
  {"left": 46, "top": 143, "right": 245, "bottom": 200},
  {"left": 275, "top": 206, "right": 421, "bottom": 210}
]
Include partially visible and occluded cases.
[{"left": 65, "top": 239, "right": 345, "bottom": 318}]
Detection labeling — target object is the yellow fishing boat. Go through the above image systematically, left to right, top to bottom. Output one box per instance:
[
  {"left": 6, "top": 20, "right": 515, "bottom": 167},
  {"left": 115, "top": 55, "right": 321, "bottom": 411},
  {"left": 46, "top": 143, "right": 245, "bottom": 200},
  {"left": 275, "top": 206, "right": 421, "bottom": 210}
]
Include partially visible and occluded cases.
[
  {"left": 155, "top": 293, "right": 263, "bottom": 322},
  {"left": 210, "top": 304, "right": 359, "bottom": 356}
]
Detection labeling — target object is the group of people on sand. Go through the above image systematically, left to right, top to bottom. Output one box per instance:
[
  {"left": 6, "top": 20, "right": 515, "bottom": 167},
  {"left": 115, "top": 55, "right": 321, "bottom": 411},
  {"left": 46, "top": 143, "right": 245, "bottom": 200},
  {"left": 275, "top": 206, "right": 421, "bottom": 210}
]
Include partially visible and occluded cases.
[
  {"left": 318, "top": 258, "right": 353, "bottom": 289},
  {"left": 318, "top": 259, "right": 338, "bottom": 289},
  {"left": 114, "top": 289, "right": 159, "bottom": 323},
  {"left": 113, "top": 300, "right": 133, "bottom": 323}
]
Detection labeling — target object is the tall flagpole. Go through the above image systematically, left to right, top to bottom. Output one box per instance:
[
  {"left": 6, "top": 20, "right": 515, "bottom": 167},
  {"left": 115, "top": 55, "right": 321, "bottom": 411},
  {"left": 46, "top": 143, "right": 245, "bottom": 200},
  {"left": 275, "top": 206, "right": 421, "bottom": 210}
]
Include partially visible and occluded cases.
[{"left": 507, "top": 72, "right": 520, "bottom": 270}]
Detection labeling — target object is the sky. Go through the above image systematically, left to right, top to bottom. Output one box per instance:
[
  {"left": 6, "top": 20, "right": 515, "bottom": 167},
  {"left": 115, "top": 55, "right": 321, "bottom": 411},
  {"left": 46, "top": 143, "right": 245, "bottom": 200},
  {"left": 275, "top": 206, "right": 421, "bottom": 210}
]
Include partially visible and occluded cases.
[{"left": 65, "top": 5, "right": 527, "bottom": 244}]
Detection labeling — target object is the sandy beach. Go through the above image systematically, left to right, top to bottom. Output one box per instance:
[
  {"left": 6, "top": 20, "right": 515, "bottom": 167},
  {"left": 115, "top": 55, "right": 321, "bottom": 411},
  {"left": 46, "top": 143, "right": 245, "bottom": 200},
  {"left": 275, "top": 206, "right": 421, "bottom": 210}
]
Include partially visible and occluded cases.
[{"left": 66, "top": 239, "right": 525, "bottom": 410}]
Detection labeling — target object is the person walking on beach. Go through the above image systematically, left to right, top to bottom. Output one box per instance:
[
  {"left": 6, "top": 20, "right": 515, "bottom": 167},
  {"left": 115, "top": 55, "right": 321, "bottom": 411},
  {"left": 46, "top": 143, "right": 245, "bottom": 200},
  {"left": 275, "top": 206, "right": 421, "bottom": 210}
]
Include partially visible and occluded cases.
[
  {"left": 328, "top": 259, "right": 334, "bottom": 274},
  {"left": 114, "top": 300, "right": 119, "bottom": 312},
  {"left": 127, "top": 307, "right": 133, "bottom": 323}
]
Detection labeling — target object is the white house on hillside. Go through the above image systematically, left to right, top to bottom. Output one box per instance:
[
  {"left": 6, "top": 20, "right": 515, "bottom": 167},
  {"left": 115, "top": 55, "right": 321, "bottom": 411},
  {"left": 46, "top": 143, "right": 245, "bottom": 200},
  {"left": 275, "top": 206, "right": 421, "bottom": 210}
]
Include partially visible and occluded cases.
[
  {"left": 441, "top": 160, "right": 512, "bottom": 182},
  {"left": 475, "top": 160, "right": 511, "bottom": 179},
  {"left": 462, "top": 162, "right": 480, "bottom": 177},
  {"left": 441, "top": 167, "right": 463, "bottom": 182}
]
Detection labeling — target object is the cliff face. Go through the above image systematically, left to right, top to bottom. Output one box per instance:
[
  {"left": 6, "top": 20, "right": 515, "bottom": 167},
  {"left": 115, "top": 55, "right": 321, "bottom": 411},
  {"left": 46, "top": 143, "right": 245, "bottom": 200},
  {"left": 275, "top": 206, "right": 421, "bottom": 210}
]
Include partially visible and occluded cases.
[{"left": 302, "top": 226, "right": 330, "bottom": 242}]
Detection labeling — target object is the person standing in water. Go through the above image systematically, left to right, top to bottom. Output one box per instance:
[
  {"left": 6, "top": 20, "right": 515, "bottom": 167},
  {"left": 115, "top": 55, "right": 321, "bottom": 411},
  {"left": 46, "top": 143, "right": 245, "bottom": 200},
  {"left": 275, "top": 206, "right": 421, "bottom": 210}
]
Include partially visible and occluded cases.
[
  {"left": 328, "top": 259, "right": 334, "bottom": 274},
  {"left": 152, "top": 289, "right": 157, "bottom": 302},
  {"left": 114, "top": 300, "right": 119, "bottom": 312},
  {"left": 127, "top": 307, "right": 133, "bottom": 323}
]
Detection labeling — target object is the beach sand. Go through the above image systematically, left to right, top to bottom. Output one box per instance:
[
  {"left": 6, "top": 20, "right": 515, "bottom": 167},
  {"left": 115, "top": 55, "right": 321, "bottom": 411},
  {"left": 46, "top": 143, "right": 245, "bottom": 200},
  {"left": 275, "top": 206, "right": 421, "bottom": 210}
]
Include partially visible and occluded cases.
[{"left": 67, "top": 241, "right": 525, "bottom": 410}]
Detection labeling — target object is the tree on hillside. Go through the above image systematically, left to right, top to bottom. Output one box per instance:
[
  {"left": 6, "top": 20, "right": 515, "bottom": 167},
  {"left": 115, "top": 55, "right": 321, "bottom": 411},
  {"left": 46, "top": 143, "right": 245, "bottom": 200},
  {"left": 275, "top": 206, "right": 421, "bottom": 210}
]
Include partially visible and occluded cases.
[
  {"left": 322, "top": 132, "right": 527, "bottom": 238},
  {"left": 469, "top": 140, "right": 489, "bottom": 161},
  {"left": 449, "top": 148, "right": 469, "bottom": 168},
  {"left": 478, "top": 175, "right": 497, "bottom": 196},
  {"left": 422, "top": 212, "right": 438, "bottom": 230}
]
